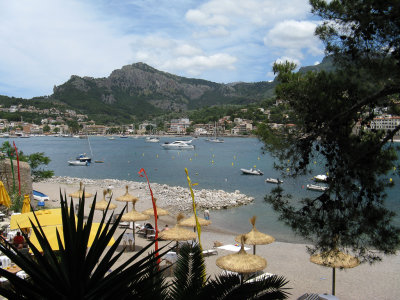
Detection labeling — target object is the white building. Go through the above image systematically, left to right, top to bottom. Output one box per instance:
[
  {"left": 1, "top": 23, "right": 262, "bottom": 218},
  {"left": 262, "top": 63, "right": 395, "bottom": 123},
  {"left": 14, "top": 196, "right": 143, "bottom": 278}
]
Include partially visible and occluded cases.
[{"left": 370, "top": 116, "right": 400, "bottom": 131}]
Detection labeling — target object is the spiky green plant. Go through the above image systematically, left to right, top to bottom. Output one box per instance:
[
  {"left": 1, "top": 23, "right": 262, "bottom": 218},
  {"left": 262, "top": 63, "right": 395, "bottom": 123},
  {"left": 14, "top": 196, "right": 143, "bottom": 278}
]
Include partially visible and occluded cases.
[{"left": 0, "top": 191, "right": 170, "bottom": 299}]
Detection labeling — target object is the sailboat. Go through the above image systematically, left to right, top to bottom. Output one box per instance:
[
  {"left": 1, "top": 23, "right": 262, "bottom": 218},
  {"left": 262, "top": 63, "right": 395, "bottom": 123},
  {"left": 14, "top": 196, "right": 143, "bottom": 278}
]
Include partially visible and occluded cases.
[{"left": 206, "top": 122, "right": 224, "bottom": 143}]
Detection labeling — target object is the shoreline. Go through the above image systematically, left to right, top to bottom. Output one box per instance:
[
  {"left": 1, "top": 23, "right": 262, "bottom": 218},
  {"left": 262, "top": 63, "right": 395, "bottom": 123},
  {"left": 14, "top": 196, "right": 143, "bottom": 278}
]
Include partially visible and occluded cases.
[{"left": 32, "top": 177, "right": 400, "bottom": 299}]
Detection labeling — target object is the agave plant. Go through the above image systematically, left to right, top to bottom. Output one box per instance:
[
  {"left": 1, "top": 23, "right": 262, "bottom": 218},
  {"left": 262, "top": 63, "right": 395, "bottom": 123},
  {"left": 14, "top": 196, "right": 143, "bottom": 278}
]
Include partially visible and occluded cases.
[{"left": 0, "top": 191, "right": 170, "bottom": 299}]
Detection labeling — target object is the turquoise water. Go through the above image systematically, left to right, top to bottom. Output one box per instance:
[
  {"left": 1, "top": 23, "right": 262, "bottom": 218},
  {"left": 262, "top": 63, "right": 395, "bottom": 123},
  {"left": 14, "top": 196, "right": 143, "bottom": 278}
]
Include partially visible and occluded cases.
[{"left": 11, "top": 136, "right": 400, "bottom": 243}]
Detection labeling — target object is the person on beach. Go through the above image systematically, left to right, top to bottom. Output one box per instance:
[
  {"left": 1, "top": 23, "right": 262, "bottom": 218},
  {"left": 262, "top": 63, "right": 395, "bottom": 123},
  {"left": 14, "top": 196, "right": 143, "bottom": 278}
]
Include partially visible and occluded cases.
[
  {"left": 204, "top": 209, "right": 210, "bottom": 220},
  {"left": 162, "top": 224, "right": 169, "bottom": 231},
  {"left": 13, "top": 232, "right": 24, "bottom": 249}
]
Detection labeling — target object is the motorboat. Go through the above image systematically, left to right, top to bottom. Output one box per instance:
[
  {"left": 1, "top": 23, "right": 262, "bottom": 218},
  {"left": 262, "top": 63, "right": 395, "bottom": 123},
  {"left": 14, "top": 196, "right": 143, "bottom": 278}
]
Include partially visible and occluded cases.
[
  {"left": 108, "top": 136, "right": 115, "bottom": 140},
  {"left": 146, "top": 137, "right": 160, "bottom": 143},
  {"left": 206, "top": 138, "right": 224, "bottom": 143},
  {"left": 161, "top": 140, "right": 194, "bottom": 150},
  {"left": 76, "top": 153, "right": 91, "bottom": 163},
  {"left": 68, "top": 160, "right": 89, "bottom": 166},
  {"left": 241, "top": 168, "right": 264, "bottom": 175},
  {"left": 314, "top": 174, "right": 328, "bottom": 182},
  {"left": 265, "top": 178, "right": 283, "bottom": 184},
  {"left": 306, "top": 184, "right": 328, "bottom": 191},
  {"left": 33, "top": 190, "right": 50, "bottom": 202}
]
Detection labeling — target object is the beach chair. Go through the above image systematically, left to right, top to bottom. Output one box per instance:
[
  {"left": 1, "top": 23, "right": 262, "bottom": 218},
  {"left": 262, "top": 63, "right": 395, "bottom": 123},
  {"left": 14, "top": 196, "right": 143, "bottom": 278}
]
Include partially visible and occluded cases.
[
  {"left": 146, "top": 228, "right": 156, "bottom": 240},
  {"left": 202, "top": 249, "right": 218, "bottom": 257}
]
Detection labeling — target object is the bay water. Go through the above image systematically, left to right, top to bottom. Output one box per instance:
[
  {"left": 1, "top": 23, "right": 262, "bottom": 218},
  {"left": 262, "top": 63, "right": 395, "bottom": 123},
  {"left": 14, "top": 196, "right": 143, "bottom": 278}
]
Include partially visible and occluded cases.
[{"left": 11, "top": 136, "right": 400, "bottom": 244}]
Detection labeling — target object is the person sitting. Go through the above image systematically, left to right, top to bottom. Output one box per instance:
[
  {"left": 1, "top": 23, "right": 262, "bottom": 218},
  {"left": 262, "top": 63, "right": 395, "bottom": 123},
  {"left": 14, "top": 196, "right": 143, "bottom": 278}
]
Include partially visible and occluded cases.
[
  {"left": 144, "top": 223, "right": 154, "bottom": 230},
  {"left": 161, "top": 224, "right": 169, "bottom": 231},
  {"left": 13, "top": 232, "right": 24, "bottom": 249}
]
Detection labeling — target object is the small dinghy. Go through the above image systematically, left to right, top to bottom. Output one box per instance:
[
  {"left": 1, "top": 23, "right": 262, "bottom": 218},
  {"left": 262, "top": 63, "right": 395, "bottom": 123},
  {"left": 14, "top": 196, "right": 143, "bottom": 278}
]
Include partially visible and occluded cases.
[{"left": 265, "top": 178, "right": 283, "bottom": 184}]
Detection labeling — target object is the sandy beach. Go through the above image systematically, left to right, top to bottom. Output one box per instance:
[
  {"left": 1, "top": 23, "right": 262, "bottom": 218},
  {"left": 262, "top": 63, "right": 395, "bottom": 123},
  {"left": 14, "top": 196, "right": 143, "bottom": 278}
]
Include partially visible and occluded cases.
[{"left": 32, "top": 179, "right": 400, "bottom": 300}]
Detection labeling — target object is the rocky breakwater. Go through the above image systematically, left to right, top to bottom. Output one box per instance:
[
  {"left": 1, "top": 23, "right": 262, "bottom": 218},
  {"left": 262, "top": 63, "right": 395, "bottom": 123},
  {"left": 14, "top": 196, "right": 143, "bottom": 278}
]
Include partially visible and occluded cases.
[{"left": 44, "top": 176, "right": 254, "bottom": 213}]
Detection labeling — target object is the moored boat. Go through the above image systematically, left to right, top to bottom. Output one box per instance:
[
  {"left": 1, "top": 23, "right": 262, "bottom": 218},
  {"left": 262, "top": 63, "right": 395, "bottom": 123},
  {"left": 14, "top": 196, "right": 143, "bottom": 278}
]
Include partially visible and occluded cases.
[
  {"left": 146, "top": 137, "right": 160, "bottom": 143},
  {"left": 161, "top": 140, "right": 194, "bottom": 150},
  {"left": 76, "top": 153, "right": 91, "bottom": 163},
  {"left": 68, "top": 160, "right": 89, "bottom": 166},
  {"left": 241, "top": 168, "right": 264, "bottom": 175},
  {"left": 314, "top": 174, "right": 328, "bottom": 182},
  {"left": 265, "top": 178, "right": 283, "bottom": 184},
  {"left": 307, "top": 184, "right": 328, "bottom": 191},
  {"left": 33, "top": 190, "right": 50, "bottom": 201}
]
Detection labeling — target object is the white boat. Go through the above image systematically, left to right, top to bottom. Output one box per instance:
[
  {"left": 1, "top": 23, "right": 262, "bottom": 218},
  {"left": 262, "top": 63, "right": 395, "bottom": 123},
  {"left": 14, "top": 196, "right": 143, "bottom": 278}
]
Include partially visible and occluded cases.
[
  {"left": 108, "top": 136, "right": 115, "bottom": 140},
  {"left": 146, "top": 137, "right": 160, "bottom": 143},
  {"left": 207, "top": 138, "right": 224, "bottom": 143},
  {"left": 161, "top": 140, "right": 194, "bottom": 150},
  {"left": 68, "top": 160, "right": 89, "bottom": 166},
  {"left": 241, "top": 168, "right": 264, "bottom": 175},
  {"left": 314, "top": 174, "right": 328, "bottom": 182},
  {"left": 265, "top": 178, "right": 283, "bottom": 184},
  {"left": 307, "top": 184, "right": 328, "bottom": 191},
  {"left": 33, "top": 190, "right": 50, "bottom": 201}
]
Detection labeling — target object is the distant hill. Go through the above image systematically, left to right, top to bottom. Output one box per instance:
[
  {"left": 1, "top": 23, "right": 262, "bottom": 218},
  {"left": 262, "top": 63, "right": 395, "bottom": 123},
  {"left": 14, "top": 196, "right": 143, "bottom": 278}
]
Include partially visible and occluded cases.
[
  {"left": 0, "top": 58, "right": 336, "bottom": 124},
  {"left": 51, "top": 62, "right": 277, "bottom": 123}
]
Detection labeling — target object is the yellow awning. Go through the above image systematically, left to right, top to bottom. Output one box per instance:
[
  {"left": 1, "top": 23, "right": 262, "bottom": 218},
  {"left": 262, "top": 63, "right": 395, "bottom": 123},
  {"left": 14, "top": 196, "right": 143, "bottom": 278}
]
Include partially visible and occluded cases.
[
  {"left": 10, "top": 208, "right": 69, "bottom": 230},
  {"left": 28, "top": 223, "right": 115, "bottom": 252}
]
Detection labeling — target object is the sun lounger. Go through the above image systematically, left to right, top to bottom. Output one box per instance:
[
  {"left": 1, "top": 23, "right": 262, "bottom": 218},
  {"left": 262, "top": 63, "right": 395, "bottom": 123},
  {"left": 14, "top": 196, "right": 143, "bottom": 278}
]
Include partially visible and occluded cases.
[
  {"left": 217, "top": 244, "right": 251, "bottom": 252},
  {"left": 202, "top": 249, "right": 218, "bottom": 256}
]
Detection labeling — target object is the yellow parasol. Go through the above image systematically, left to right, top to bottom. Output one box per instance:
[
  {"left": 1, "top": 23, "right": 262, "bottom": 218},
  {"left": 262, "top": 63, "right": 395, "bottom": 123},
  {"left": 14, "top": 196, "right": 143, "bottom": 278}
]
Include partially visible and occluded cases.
[
  {"left": 0, "top": 181, "right": 11, "bottom": 208},
  {"left": 68, "top": 182, "right": 94, "bottom": 199},
  {"left": 116, "top": 185, "right": 138, "bottom": 203},
  {"left": 21, "top": 195, "right": 31, "bottom": 213},
  {"left": 179, "top": 214, "right": 211, "bottom": 227},
  {"left": 234, "top": 216, "right": 275, "bottom": 254},
  {"left": 28, "top": 223, "right": 115, "bottom": 252},
  {"left": 310, "top": 248, "right": 360, "bottom": 295}
]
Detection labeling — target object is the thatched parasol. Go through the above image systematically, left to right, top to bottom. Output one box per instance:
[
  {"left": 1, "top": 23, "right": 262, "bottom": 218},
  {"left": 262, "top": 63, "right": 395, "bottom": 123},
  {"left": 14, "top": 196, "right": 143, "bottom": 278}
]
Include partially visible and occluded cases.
[
  {"left": 68, "top": 182, "right": 94, "bottom": 199},
  {"left": 116, "top": 185, "right": 139, "bottom": 213},
  {"left": 116, "top": 185, "right": 138, "bottom": 203},
  {"left": 89, "top": 190, "right": 117, "bottom": 211},
  {"left": 142, "top": 197, "right": 169, "bottom": 216},
  {"left": 120, "top": 201, "right": 149, "bottom": 250},
  {"left": 159, "top": 214, "right": 197, "bottom": 253},
  {"left": 179, "top": 214, "right": 211, "bottom": 227},
  {"left": 234, "top": 216, "right": 275, "bottom": 254},
  {"left": 216, "top": 236, "right": 267, "bottom": 283},
  {"left": 310, "top": 249, "right": 360, "bottom": 295}
]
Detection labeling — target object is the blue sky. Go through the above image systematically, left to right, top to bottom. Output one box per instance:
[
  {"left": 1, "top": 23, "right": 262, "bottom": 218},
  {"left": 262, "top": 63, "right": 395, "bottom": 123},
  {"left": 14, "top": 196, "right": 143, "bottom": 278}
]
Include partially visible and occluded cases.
[{"left": 0, "top": 0, "right": 324, "bottom": 98}]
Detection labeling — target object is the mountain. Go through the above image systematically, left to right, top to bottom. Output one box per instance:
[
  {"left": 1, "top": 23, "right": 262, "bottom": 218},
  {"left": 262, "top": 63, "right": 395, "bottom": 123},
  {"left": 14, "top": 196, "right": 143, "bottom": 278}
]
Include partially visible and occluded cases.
[{"left": 51, "top": 63, "right": 276, "bottom": 123}]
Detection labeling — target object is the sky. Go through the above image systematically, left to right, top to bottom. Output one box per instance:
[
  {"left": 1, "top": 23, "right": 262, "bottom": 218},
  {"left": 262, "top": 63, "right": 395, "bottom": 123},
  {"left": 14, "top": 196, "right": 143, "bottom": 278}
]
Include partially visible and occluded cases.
[{"left": 0, "top": 0, "right": 325, "bottom": 98}]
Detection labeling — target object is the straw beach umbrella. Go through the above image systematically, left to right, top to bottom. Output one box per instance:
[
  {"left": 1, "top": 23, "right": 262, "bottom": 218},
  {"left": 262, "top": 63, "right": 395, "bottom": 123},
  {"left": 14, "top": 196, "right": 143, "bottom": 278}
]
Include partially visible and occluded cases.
[
  {"left": 68, "top": 182, "right": 94, "bottom": 199},
  {"left": 116, "top": 185, "right": 138, "bottom": 213},
  {"left": 89, "top": 190, "right": 117, "bottom": 211},
  {"left": 142, "top": 198, "right": 169, "bottom": 217},
  {"left": 120, "top": 201, "right": 150, "bottom": 250},
  {"left": 159, "top": 214, "right": 197, "bottom": 253},
  {"left": 179, "top": 214, "right": 211, "bottom": 227},
  {"left": 234, "top": 216, "right": 275, "bottom": 254},
  {"left": 216, "top": 236, "right": 267, "bottom": 283},
  {"left": 310, "top": 249, "right": 360, "bottom": 295}
]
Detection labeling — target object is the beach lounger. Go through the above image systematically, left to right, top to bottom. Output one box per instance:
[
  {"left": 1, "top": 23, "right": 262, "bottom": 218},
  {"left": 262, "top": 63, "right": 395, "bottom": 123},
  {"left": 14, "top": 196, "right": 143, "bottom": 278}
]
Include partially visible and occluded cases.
[{"left": 202, "top": 249, "right": 218, "bottom": 256}]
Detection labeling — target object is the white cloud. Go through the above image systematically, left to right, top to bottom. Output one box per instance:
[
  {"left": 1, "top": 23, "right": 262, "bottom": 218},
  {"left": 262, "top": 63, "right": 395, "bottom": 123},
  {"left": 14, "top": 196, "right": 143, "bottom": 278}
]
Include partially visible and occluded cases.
[
  {"left": 264, "top": 20, "right": 323, "bottom": 62},
  {"left": 174, "top": 44, "right": 204, "bottom": 57},
  {"left": 275, "top": 56, "right": 301, "bottom": 66}
]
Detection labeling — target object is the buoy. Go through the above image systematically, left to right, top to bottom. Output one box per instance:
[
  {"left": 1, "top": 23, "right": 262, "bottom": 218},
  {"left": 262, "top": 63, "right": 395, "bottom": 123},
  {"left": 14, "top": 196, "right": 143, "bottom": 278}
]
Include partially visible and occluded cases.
[
  {"left": 142, "top": 153, "right": 144, "bottom": 157},
  {"left": 156, "top": 154, "right": 159, "bottom": 158},
  {"left": 212, "top": 154, "right": 215, "bottom": 158},
  {"left": 258, "top": 157, "right": 260, "bottom": 160},
  {"left": 190, "top": 158, "right": 192, "bottom": 161},
  {"left": 212, "top": 160, "right": 214, "bottom": 164},
  {"left": 314, "top": 161, "right": 316, "bottom": 164},
  {"left": 232, "top": 162, "right": 234, "bottom": 166},
  {"left": 253, "top": 165, "right": 256, "bottom": 168},
  {"left": 286, "top": 168, "right": 290, "bottom": 172},
  {"left": 225, "top": 178, "right": 228, "bottom": 182},
  {"left": 390, "top": 178, "right": 393, "bottom": 182},
  {"left": 302, "top": 185, "right": 304, "bottom": 189}
]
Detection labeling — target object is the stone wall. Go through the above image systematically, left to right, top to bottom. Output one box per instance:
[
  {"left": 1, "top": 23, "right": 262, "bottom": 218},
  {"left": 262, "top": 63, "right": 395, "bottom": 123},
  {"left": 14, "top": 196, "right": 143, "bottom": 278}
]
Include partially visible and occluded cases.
[{"left": 0, "top": 159, "right": 33, "bottom": 200}]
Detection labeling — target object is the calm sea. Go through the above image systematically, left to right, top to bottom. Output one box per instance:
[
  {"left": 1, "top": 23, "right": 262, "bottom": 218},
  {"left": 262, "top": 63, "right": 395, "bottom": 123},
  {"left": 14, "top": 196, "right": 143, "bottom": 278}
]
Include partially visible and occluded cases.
[{"left": 10, "top": 136, "right": 400, "bottom": 243}]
